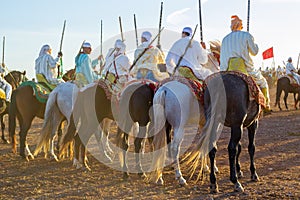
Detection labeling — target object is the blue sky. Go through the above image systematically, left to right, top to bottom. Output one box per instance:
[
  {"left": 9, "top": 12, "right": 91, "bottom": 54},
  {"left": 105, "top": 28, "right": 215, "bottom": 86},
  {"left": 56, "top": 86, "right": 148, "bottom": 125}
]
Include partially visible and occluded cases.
[{"left": 1, "top": 0, "right": 300, "bottom": 79}]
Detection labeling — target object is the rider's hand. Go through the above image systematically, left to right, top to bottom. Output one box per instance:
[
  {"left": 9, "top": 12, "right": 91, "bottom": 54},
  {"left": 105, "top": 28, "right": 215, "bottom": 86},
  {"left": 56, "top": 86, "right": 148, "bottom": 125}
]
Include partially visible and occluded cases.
[
  {"left": 200, "top": 42, "right": 206, "bottom": 49},
  {"left": 58, "top": 52, "right": 63, "bottom": 57},
  {"left": 98, "top": 55, "right": 103, "bottom": 60}
]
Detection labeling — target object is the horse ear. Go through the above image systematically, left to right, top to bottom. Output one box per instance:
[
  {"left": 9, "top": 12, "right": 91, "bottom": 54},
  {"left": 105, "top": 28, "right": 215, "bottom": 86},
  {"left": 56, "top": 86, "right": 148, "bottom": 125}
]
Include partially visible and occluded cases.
[{"left": 23, "top": 70, "right": 26, "bottom": 75}]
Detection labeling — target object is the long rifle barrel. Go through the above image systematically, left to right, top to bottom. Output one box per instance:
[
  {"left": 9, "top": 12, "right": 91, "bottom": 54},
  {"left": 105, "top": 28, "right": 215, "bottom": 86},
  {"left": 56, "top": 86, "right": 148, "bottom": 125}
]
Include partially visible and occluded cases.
[
  {"left": 198, "top": 0, "right": 203, "bottom": 42},
  {"left": 247, "top": 0, "right": 250, "bottom": 32},
  {"left": 157, "top": 1, "right": 163, "bottom": 49},
  {"left": 134, "top": 14, "right": 139, "bottom": 48},
  {"left": 119, "top": 16, "right": 124, "bottom": 42},
  {"left": 59, "top": 20, "right": 66, "bottom": 52},
  {"left": 100, "top": 20, "right": 103, "bottom": 55},
  {"left": 2, "top": 36, "right": 5, "bottom": 65}
]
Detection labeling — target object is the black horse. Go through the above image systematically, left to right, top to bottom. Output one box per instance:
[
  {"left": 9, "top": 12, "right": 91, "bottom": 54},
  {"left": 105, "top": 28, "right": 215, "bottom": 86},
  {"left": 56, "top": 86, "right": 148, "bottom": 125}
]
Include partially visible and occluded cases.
[
  {"left": 1, "top": 70, "right": 27, "bottom": 143},
  {"left": 185, "top": 72, "right": 261, "bottom": 193},
  {"left": 275, "top": 76, "right": 300, "bottom": 110},
  {"left": 59, "top": 80, "right": 155, "bottom": 178}
]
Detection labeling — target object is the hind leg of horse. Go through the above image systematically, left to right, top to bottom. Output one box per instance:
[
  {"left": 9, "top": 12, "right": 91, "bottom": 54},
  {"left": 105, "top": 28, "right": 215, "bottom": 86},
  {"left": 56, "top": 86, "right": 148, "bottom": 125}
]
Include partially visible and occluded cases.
[
  {"left": 284, "top": 92, "right": 289, "bottom": 110},
  {"left": 293, "top": 93, "right": 298, "bottom": 109},
  {"left": 1, "top": 115, "right": 9, "bottom": 144},
  {"left": 19, "top": 118, "right": 34, "bottom": 160},
  {"left": 247, "top": 120, "right": 259, "bottom": 181},
  {"left": 134, "top": 125, "right": 147, "bottom": 177},
  {"left": 228, "top": 126, "right": 244, "bottom": 192},
  {"left": 117, "top": 127, "right": 129, "bottom": 179},
  {"left": 171, "top": 127, "right": 187, "bottom": 186},
  {"left": 73, "top": 134, "right": 81, "bottom": 169},
  {"left": 236, "top": 142, "right": 243, "bottom": 178},
  {"left": 209, "top": 147, "right": 218, "bottom": 193}
]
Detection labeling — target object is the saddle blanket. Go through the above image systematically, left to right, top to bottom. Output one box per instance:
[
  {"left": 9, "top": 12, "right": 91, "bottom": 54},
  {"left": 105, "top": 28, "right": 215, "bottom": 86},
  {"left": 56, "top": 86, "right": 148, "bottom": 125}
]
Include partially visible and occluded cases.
[
  {"left": 205, "top": 71, "right": 266, "bottom": 108},
  {"left": 20, "top": 81, "right": 50, "bottom": 103}
]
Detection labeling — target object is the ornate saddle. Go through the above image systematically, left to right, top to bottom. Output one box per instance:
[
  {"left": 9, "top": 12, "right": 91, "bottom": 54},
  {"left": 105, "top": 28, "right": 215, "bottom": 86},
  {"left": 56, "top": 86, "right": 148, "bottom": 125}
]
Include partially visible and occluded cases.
[
  {"left": 281, "top": 75, "right": 299, "bottom": 88},
  {"left": 20, "top": 81, "right": 51, "bottom": 103},
  {"left": 0, "top": 89, "right": 6, "bottom": 100}
]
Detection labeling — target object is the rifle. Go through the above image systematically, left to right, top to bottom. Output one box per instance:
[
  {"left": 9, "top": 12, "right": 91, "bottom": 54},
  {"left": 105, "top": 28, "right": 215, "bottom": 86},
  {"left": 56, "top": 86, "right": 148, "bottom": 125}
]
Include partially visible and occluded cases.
[
  {"left": 198, "top": 0, "right": 203, "bottom": 42},
  {"left": 247, "top": 0, "right": 250, "bottom": 32},
  {"left": 157, "top": 2, "right": 163, "bottom": 50},
  {"left": 134, "top": 14, "right": 139, "bottom": 48},
  {"left": 119, "top": 16, "right": 124, "bottom": 42},
  {"left": 58, "top": 20, "right": 66, "bottom": 78},
  {"left": 100, "top": 20, "right": 103, "bottom": 56},
  {"left": 173, "top": 24, "right": 198, "bottom": 75},
  {"left": 129, "top": 27, "right": 164, "bottom": 72},
  {"left": 1, "top": 36, "right": 4, "bottom": 67},
  {"left": 297, "top": 53, "right": 300, "bottom": 70}
]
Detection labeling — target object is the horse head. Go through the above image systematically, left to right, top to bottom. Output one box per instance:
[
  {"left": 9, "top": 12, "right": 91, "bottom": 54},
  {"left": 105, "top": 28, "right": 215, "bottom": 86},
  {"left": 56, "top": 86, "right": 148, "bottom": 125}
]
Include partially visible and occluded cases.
[
  {"left": 62, "top": 69, "right": 76, "bottom": 82},
  {"left": 4, "top": 70, "right": 28, "bottom": 89}
]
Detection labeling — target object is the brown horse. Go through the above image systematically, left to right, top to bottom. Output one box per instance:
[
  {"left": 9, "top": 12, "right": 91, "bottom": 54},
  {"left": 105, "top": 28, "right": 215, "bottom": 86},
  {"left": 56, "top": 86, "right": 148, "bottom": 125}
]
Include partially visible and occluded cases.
[
  {"left": 9, "top": 69, "right": 75, "bottom": 158},
  {"left": 1, "top": 70, "right": 27, "bottom": 143}
]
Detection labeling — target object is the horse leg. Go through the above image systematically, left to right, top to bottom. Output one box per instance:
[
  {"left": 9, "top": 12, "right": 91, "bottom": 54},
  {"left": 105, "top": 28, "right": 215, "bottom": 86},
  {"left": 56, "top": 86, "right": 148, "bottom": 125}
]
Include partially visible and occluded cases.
[
  {"left": 283, "top": 91, "right": 289, "bottom": 110},
  {"left": 293, "top": 93, "right": 298, "bottom": 109},
  {"left": 1, "top": 115, "right": 9, "bottom": 144},
  {"left": 19, "top": 119, "right": 34, "bottom": 160},
  {"left": 247, "top": 120, "right": 259, "bottom": 181},
  {"left": 134, "top": 125, "right": 147, "bottom": 177},
  {"left": 228, "top": 126, "right": 244, "bottom": 192},
  {"left": 117, "top": 127, "right": 129, "bottom": 179},
  {"left": 171, "top": 127, "right": 187, "bottom": 186},
  {"left": 73, "top": 134, "right": 82, "bottom": 169},
  {"left": 236, "top": 142, "right": 243, "bottom": 178},
  {"left": 209, "top": 147, "right": 218, "bottom": 193}
]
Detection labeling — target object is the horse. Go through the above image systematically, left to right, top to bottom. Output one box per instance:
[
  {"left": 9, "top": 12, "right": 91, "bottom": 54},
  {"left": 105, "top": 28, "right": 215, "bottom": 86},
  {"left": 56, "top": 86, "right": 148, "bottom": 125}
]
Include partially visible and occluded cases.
[
  {"left": 9, "top": 69, "right": 75, "bottom": 159},
  {"left": 1, "top": 70, "right": 27, "bottom": 143},
  {"left": 150, "top": 71, "right": 263, "bottom": 193},
  {"left": 275, "top": 76, "right": 300, "bottom": 110},
  {"left": 59, "top": 80, "right": 155, "bottom": 177},
  {"left": 33, "top": 82, "right": 79, "bottom": 160}
]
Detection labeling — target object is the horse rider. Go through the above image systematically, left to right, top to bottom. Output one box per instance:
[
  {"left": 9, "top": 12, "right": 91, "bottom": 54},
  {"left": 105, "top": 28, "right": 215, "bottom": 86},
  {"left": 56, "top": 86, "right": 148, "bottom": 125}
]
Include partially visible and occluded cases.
[
  {"left": 220, "top": 15, "right": 272, "bottom": 113},
  {"left": 165, "top": 26, "right": 212, "bottom": 81},
  {"left": 131, "top": 31, "right": 169, "bottom": 82},
  {"left": 102, "top": 39, "right": 131, "bottom": 89},
  {"left": 203, "top": 39, "right": 221, "bottom": 73},
  {"left": 75, "top": 42, "right": 103, "bottom": 87},
  {"left": 35, "top": 44, "right": 64, "bottom": 89},
  {"left": 285, "top": 57, "right": 300, "bottom": 85},
  {"left": 0, "top": 63, "right": 12, "bottom": 102},
  {"left": 276, "top": 65, "right": 285, "bottom": 78}
]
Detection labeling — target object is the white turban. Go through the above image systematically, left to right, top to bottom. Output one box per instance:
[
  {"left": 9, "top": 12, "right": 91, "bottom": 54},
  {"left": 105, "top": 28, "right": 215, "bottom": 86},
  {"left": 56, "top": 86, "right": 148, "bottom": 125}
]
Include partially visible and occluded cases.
[
  {"left": 182, "top": 27, "right": 192, "bottom": 36},
  {"left": 141, "top": 31, "right": 152, "bottom": 42},
  {"left": 114, "top": 39, "right": 126, "bottom": 54},
  {"left": 82, "top": 42, "right": 91, "bottom": 48},
  {"left": 39, "top": 44, "right": 51, "bottom": 57}
]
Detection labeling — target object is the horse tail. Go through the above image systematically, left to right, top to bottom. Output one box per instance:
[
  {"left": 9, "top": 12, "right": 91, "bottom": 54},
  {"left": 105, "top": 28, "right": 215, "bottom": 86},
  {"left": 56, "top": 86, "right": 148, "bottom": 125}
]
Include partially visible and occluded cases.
[
  {"left": 148, "top": 88, "right": 167, "bottom": 183},
  {"left": 9, "top": 90, "right": 18, "bottom": 151},
  {"left": 34, "top": 90, "right": 58, "bottom": 157}
]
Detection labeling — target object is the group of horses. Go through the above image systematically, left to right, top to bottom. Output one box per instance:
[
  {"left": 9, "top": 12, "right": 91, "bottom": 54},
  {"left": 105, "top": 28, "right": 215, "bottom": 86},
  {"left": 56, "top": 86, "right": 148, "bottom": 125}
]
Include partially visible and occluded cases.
[{"left": 2, "top": 65, "right": 300, "bottom": 194}]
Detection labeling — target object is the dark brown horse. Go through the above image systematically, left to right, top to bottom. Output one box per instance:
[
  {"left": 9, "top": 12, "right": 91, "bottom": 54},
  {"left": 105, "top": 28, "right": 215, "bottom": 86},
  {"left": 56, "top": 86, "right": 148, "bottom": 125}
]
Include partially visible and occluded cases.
[
  {"left": 9, "top": 69, "right": 75, "bottom": 158},
  {"left": 1, "top": 70, "right": 27, "bottom": 143},
  {"left": 275, "top": 76, "right": 300, "bottom": 110},
  {"left": 59, "top": 80, "right": 155, "bottom": 178}
]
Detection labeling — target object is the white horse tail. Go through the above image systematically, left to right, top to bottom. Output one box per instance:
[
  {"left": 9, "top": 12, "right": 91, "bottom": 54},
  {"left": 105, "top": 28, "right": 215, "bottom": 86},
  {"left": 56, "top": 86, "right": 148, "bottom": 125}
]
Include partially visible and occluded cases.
[
  {"left": 149, "top": 88, "right": 168, "bottom": 183},
  {"left": 34, "top": 90, "right": 58, "bottom": 157}
]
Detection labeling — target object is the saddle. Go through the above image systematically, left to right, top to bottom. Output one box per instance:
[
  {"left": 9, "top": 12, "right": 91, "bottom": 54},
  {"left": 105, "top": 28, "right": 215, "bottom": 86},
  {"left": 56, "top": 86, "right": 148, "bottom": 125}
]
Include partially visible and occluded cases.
[
  {"left": 158, "top": 67, "right": 205, "bottom": 104},
  {"left": 36, "top": 74, "right": 57, "bottom": 91},
  {"left": 282, "top": 75, "right": 299, "bottom": 88},
  {"left": 20, "top": 81, "right": 51, "bottom": 103},
  {"left": 0, "top": 89, "right": 5, "bottom": 100}
]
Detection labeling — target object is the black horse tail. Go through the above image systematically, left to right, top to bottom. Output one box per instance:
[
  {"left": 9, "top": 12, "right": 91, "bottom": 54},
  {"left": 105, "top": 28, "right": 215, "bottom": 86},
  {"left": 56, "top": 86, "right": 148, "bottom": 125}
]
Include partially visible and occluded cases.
[{"left": 9, "top": 90, "right": 18, "bottom": 152}]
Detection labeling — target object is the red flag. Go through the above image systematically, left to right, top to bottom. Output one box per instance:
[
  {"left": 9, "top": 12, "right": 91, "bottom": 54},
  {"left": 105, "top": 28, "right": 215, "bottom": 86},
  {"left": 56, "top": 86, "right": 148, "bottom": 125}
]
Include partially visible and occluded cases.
[{"left": 262, "top": 47, "right": 274, "bottom": 60}]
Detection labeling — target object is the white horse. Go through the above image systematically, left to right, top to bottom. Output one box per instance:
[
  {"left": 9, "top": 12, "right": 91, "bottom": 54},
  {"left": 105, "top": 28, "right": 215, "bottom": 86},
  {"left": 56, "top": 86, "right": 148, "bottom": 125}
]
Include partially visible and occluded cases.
[
  {"left": 149, "top": 47, "right": 221, "bottom": 185},
  {"left": 33, "top": 82, "right": 79, "bottom": 160}
]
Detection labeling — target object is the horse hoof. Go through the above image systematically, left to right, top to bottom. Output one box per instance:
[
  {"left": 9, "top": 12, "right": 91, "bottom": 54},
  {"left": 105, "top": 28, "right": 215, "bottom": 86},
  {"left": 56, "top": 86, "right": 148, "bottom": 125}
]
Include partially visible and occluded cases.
[
  {"left": 2, "top": 139, "right": 10, "bottom": 144},
  {"left": 237, "top": 171, "right": 244, "bottom": 178},
  {"left": 123, "top": 172, "right": 129, "bottom": 180},
  {"left": 138, "top": 172, "right": 147, "bottom": 178},
  {"left": 251, "top": 173, "right": 260, "bottom": 182},
  {"left": 156, "top": 177, "right": 164, "bottom": 185},
  {"left": 178, "top": 177, "right": 187, "bottom": 186},
  {"left": 234, "top": 182, "right": 244, "bottom": 193},
  {"left": 210, "top": 184, "right": 219, "bottom": 193}
]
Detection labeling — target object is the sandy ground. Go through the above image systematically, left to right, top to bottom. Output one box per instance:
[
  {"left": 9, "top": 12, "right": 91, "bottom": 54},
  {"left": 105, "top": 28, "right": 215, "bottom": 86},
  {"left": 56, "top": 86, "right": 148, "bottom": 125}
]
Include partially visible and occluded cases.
[{"left": 1, "top": 87, "right": 300, "bottom": 200}]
